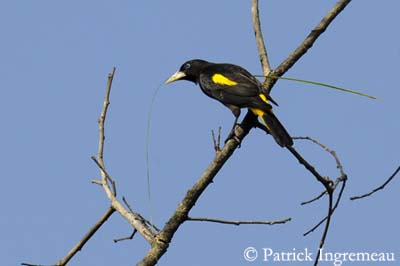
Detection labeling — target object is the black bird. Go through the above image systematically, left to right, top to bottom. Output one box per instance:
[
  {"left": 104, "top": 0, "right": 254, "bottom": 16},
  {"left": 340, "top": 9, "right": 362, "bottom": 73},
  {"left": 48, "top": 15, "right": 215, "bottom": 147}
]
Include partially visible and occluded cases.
[{"left": 165, "top": 59, "right": 293, "bottom": 147}]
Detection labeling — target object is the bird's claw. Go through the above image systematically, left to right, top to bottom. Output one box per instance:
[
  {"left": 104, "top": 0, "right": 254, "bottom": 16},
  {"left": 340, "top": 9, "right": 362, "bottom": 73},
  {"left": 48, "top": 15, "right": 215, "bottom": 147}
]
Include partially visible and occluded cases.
[{"left": 224, "top": 132, "right": 241, "bottom": 148}]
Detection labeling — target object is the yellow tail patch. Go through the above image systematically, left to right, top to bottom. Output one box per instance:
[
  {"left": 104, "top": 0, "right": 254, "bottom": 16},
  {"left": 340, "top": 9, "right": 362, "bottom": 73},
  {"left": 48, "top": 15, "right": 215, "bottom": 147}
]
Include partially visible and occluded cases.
[{"left": 212, "top": 74, "right": 238, "bottom": 86}]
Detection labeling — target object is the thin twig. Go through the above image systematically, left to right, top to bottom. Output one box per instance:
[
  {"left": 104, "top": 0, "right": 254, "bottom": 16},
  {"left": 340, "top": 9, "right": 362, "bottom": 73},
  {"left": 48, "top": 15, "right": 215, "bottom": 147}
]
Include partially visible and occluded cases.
[
  {"left": 251, "top": 0, "right": 272, "bottom": 75},
  {"left": 264, "top": 0, "right": 352, "bottom": 93},
  {"left": 93, "top": 68, "right": 155, "bottom": 243},
  {"left": 97, "top": 68, "right": 115, "bottom": 162},
  {"left": 22, "top": 69, "right": 120, "bottom": 266},
  {"left": 138, "top": 112, "right": 257, "bottom": 266},
  {"left": 211, "top": 127, "right": 221, "bottom": 152},
  {"left": 290, "top": 136, "right": 347, "bottom": 266},
  {"left": 292, "top": 136, "right": 347, "bottom": 239},
  {"left": 294, "top": 136, "right": 347, "bottom": 206},
  {"left": 294, "top": 137, "right": 345, "bottom": 177},
  {"left": 287, "top": 145, "right": 333, "bottom": 192},
  {"left": 91, "top": 156, "right": 116, "bottom": 196},
  {"left": 350, "top": 165, "right": 400, "bottom": 200},
  {"left": 302, "top": 175, "right": 346, "bottom": 205},
  {"left": 304, "top": 176, "right": 347, "bottom": 237},
  {"left": 91, "top": 179, "right": 103, "bottom": 186},
  {"left": 301, "top": 190, "right": 326, "bottom": 205},
  {"left": 313, "top": 193, "right": 333, "bottom": 266},
  {"left": 123, "top": 197, "right": 160, "bottom": 233},
  {"left": 55, "top": 207, "right": 115, "bottom": 266},
  {"left": 23, "top": 208, "right": 116, "bottom": 266},
  {"left": 187, "top": 217, "right": 291, "bottom": 225},
  {"left": 114, "top": 229, "right": 137, "bottom": 243},
  {"left": 21, "top": 263, "right": 54, "bottom": 266}
]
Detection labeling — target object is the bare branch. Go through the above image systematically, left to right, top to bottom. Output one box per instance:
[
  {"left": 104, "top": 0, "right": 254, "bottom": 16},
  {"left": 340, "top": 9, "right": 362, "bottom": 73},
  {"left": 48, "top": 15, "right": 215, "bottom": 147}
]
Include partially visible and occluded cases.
[
  {"left": 251, "top": 0, "right": 272, "bottom": 75},
  {"left": 264, "top": 0, "right": 352, "bottom": 93},
  {"left": 97, "top": 67, "right": 115, "bottom": 163},
  {"left": 93, "top": 68, "right": 155, "bottom": 243},
  {"left": 138, "top": 112, "right": 258, "bottom": 266},
  {"left": 211, "top": 127, "right": 221, "bottom": 152},
  {"left": 288, "top": 136, "right": 348, "bottom": 266},
  {"left": 294, "top": 136, "right": 347, "bottom": 206},
  {"left": 290, "top": 137, "right": 347, "bottom": 240},
  {"left": 294, "top": 137, "right": 346, "bottom": 177},
  {"left": 286, "top": 145, "right": 333, "bottom": 192},
  {"left": 91, "top": 156, "right": 116, "bottom": 196},
  {"left": 350, "top": 165, "right": 400, "bottom": 200},
  {"left": 302, "top": 175, "right": 346, "bottom": 206},
  {"left": 304, "top": 177, "right": 346, "bottom": 237},
  {"left": 91, "top": 179, "right": 103, "bottom": 186},
  {"left": 301, "top": 190, "right": 326, "bottom": 205},
  {"left": 313, "top": 194, "right": 333, "bottom": 266},
  {"left": 123, "top": 197, "right": 160, "bottom": 232},
  {"left": 22, "top": 207, "right": 115, "bottom": 266},
  {"left": 55, "top": 207, "right": 115, "bottom": 266},
  {"left": 187, "top": 217, "right": 291, "bottom": 226},
  {"left": 114, "top": 229, "right": 137, "bottom": 243},
  {"left": 21, "top": 263, "right": 54, "bottom": 266}
]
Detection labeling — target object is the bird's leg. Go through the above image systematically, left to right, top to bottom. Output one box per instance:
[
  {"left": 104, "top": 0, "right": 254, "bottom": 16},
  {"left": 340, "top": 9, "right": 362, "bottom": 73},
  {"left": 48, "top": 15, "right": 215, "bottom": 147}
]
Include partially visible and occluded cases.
[
  {"left": 224, "top": 106, "right": 241, "bottom": 146},
  {"left": 224, "top": 116, "right": 241, "bottom": 146},
  {"left": 225, "top": 116, "right": 238, "bottom": 140}
]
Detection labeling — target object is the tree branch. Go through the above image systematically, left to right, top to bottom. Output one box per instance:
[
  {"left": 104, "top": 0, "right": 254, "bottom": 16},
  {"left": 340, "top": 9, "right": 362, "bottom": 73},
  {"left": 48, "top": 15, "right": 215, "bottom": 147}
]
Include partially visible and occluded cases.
[
  {"left": 252, "top": 0, "right": 272, "bottom": 75},
  {"left": 264, "top": 0, "right": 352, "bottom": 93},
  {"left": 93, "top": 68, "right": 155, "bottom": 244},
  {"left": 21, "top": 69, "right": 120, "bottom": 266},
  {"left": 138, "top": 112, "right": 258, "bottom": 266},
  {"left": 290, "top": 136, "right": 347, "bottom": 266},
  {"left": 286, "top": 145, "right": 333, "bottom": 192},
  {"left": 350, "top": 165, "right": 400, "bottom": 200},
  {"left": 55, "top": 207, "right": 115, "bottom": 266},
  {"left": 21, "top": 208, "right": 116, "bottom": 266},
  {"left": 187, "top": 217, "right": 291, "bottom": 226},
  {"left": 114, "top": 229, "right": 137, "bottom": 243}
]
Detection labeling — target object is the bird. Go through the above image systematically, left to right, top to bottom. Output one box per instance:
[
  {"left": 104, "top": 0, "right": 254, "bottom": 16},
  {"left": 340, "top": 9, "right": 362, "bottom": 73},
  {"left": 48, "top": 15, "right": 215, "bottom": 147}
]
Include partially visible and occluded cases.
[{"left": 165, "top": 59, "right": 293, "bottom": 147}]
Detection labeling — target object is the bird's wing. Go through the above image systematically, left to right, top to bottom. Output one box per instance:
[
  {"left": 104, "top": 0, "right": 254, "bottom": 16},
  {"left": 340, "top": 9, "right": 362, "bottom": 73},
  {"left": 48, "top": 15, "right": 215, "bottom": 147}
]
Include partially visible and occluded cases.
[
  {"left": 198, "top": 64, "right": 275, "bottom": 109},
  {"left": 199, "top": 65, "right": 259, "bottom": 96}
]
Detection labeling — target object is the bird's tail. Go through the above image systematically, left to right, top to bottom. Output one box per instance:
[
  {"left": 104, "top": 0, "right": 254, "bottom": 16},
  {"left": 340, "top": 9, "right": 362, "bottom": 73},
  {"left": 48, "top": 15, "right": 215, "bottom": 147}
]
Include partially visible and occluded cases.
[{"left": 252, "top": 109, "right": 293, "bottom": 147}]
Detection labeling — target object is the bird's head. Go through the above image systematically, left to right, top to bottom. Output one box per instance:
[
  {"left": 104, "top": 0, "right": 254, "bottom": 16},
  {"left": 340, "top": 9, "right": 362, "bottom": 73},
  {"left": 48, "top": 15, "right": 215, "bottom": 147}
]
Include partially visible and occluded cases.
[{"left": 165, "top": 59, "right": 210, "bottom": 84}]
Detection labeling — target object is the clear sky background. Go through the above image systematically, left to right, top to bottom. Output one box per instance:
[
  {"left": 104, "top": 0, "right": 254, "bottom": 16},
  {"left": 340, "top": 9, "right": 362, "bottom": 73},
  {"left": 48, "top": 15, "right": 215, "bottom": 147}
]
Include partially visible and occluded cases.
[{"left": 2, "top": 1, "right": 399, "bottom": 265}]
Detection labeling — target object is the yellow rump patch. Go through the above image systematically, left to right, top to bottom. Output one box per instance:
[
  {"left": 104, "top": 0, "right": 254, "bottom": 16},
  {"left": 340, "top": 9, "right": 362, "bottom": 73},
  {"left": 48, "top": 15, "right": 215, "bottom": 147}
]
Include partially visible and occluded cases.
[
  {"left": 212, "top": 74, "right": 238, "bottom": 86},
  {"left": 250, "top": 108, "right": 271, "bottom": 131},
  {"left": 250, "top": 108, "right": 264, "bottom": 117}
]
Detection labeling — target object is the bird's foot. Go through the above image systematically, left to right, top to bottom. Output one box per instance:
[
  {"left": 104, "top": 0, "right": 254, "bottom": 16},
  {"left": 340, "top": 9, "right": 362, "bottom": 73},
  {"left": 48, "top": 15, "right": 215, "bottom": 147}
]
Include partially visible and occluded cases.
[{"left": 224, "top": 129, "right": 241, "bottom": 148}]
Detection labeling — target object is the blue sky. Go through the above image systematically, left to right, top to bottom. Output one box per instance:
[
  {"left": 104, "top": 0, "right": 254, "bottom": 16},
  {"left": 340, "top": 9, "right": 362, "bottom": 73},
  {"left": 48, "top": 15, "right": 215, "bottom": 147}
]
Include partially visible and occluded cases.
[{"left": 2, "top": 1, "right": 399, "bottom": 265}]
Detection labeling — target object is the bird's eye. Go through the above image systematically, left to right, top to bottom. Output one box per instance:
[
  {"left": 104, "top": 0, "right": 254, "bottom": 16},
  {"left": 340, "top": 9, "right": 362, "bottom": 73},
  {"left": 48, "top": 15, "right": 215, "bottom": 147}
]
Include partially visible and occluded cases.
[{"left": 184, "top": 63, "right": 191, "bottom": 69}]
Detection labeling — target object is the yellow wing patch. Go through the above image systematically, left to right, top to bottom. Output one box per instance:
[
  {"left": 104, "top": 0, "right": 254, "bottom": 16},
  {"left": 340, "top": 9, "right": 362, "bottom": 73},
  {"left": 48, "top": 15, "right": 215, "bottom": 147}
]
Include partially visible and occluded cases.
[
  {"left": 212, "top": 74, "right": 238, "bottom": 86},
  {"left": 259, "top": 93, "right": 269, "bottom": 104}
]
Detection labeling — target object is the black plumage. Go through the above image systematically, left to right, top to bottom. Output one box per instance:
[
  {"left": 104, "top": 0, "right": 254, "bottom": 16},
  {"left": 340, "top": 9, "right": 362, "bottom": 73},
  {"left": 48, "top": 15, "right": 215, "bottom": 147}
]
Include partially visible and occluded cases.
[{"left": 166, "top": 59, "right": 293, "bottom": 147}]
